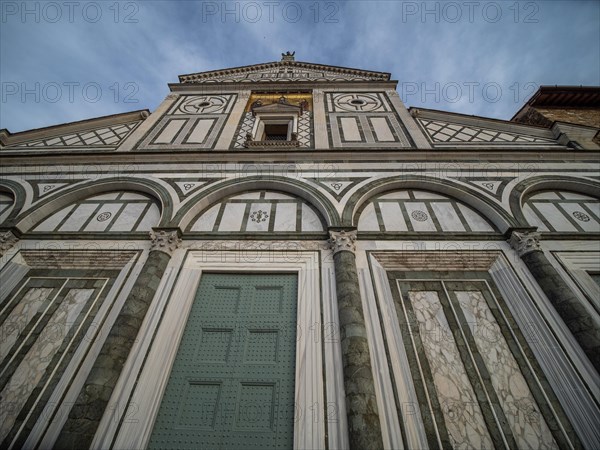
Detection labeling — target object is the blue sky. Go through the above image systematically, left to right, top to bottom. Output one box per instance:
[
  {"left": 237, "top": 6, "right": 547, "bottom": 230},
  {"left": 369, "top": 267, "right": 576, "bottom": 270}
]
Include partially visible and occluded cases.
[{"left": 1, "top": 0, "right": 598, "bottom": 132}]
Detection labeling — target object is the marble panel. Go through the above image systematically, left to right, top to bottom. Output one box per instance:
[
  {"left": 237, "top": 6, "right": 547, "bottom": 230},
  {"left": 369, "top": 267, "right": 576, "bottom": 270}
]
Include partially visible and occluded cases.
[
  {"left": 370, "top": 117, "right": 394, "bottom": 142},
  {"left": 340, "top": 118, "right": 361, "bottom": 141},
  {"left": 186, "top": 119, "right": 214, "bottom": 144},
  {"left": 154, "top": 120, "right": 185, "bottom": 144},
  {"left": 378, "top": 191, "right": 410, "bottom": 200},
  {"left": 412, "top": 191, "right": 446, "bottom": 200},
  {"left": 263, "top": 192, "right": 294, "bottom": 200},
  {"left": 120, "top": 193, "right": 148, "bottom": 200},
  {"left": 246, "top": 202, "right": 272, "bottom": 232},
  {"left": 379, "top": 202, "right": 407, "bottom": 231},
  {"left": 405, "top": 202, "right": 437, "bottom": 232},
  {"left": 431, "top": 202, "right": 465, "bottom": 232},
  {"left": 58, "top": 203, "right": 98, "bottom": 232},
  {"left": 83, "top": 203, "right": 124, "bottom": 232},
  {"left": 110, "top": 203, "right": 146, "bottom": 232},
  {"left": 218, "top": 203, "right": 246, "bottom": 232},
  {"left": 273, "top": 203, "right": 297, "bottom": 232},
  {"left": 357, "top": 203, "right": 380, "bottom": 231},
  {"left": 533, "top": 203, "right": 577, "bottom": 232},
  {"left": 559, "top": 203, "right": 599, "bottom": 232},
  {"left": 135, "top": 204, "right": 161, "bottom": 231},
  {"left": 190, "top": 204, "right": 220, "bottom": 232},
  {"left": 457, "top": 204, "right": 495, "bottom": 232},
  {"left": 523, "top": 204, "right": 549, "bottom": 231},
  {"left": 34, "top": 205, "right": 76, "bottom": 232},
  {"left": 301, "top": 205, "right": 323, "bottom": 231},
  {"left": 0, "top": 287, "right": 53, "bottom": 364},
  {"left": 0, "top": 288, "right": 93, "bottom": 442},
  {"left": 409, "top": 291, "right": 493, "bottom": 449},
  {"left": 456, "top": 291, "right": 557, "bottom": 450}
]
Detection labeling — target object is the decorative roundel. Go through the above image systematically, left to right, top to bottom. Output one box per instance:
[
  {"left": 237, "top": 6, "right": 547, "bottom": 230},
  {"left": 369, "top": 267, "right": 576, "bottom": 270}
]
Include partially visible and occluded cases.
[
  {"left": 333, "top": 93, "right": 382, "bottom": 112},
  {"left": 180, "top": 96, "right": 227, "bottom": 114},
  {"left": 250, "top": 210, "right": 269, "bottom": 223},
  {"left": 411, "top": 210, "right": 429, "bottom": 222},
  {"left": 572, "top": 211, "right": 590, "bottom": 222},
  {"left": 96, "top": 212, "right": 112, "bottom": 222}
]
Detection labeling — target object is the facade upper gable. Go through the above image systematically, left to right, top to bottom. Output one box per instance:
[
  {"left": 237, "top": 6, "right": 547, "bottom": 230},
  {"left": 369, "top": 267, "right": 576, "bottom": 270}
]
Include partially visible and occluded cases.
[{"left": 178, "top": 60, "right": 391, "bottom": 84}]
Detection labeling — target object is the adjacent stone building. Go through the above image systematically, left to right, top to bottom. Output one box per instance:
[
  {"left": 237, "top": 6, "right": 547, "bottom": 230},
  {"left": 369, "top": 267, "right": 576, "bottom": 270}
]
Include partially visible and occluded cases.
[{"left": 1, "top": 54, "right": 599, "bottom": 449}]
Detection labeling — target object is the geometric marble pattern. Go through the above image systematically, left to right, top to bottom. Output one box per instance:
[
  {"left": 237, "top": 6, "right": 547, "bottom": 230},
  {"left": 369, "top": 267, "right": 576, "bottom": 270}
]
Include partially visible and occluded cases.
[
  {"left": 233, "top": 111, "right": 312, "bottom": 148},
  {"left": 417, "top": 118, "right": 556, "bottom": 144},
  {"left": 10, "top": 122, "right": 140, "bottom": 148},
  {"left": 305, "top": 177, "right": 368, "bottom": 202},
  {"left": 357, "top": 189, "right": 496, "bottom": 233},
  {"left": 187, "top": 190, "right": 325, "bottom": 233},
  {"left": 524, "top": 190, "right": 600, "bottom": 233},
  {"left": 32, "top": 191, "right": 160, "bottom": 233},
  {"left": 0, "top": 192, "right": 14, "bottom": 224},
  {"left": 0, "top": 288, "right": 93, "bottom": 443},
  {"left": 456, "top": 290, "right": 557, "bottom": 449}
]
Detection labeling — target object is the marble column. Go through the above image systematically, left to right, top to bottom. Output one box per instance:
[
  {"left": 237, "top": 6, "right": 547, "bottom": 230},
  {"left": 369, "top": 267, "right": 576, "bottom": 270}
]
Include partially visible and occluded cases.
[
  {"left": 56, "top": 228, "right": 182, "bottom": 449},
  {"left": 329, "top": 229, "right": 383, "bottom": 450},
  {"left": 509, "top": 230, "right": 600, "bottom": 371}
]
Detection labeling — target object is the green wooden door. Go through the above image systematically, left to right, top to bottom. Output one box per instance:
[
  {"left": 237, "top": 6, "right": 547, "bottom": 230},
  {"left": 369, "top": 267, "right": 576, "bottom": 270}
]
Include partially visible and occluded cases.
[{"left": 149, "top": 273, "right": 298, "bottom": 450}]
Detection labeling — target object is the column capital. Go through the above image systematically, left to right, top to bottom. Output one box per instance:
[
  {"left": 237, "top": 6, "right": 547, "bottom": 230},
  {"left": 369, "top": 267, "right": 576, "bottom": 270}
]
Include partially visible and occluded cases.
[
  {"left": 150, "top": 228, "right": 182, "bottom": 256},
  {"left": 0, "top": 229, "right": 19, "bottom": 257},
  {"left": 329, "top": 229, "right": 357, "bottom": 255},
  {"left": 508, "top": 229, "right": 542, "bottom": 257}
]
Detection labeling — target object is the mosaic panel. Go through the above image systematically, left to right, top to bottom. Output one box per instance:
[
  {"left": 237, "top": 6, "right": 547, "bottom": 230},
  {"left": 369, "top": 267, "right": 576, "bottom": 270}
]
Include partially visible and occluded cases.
[{"left": 524, "top": 190, "right": 600, "bottom": 233}]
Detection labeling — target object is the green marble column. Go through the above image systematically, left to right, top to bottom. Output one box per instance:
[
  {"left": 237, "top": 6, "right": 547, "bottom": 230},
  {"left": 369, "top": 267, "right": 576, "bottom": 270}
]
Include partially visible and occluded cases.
[
  {"left": 56, "top": 228, "right": 181, "bottom": 449},
  {"left": 329, "top": 229, "right": 383, "bottom": 450},
  {"left": 509, "top": 230, "right": 600, "bottom": 371}
]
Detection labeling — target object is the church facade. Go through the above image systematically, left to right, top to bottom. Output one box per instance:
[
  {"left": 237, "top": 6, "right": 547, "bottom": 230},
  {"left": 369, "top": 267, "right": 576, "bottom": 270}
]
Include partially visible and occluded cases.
[{"left": 0, "top": 54, "right": 599, "bottom": 449}]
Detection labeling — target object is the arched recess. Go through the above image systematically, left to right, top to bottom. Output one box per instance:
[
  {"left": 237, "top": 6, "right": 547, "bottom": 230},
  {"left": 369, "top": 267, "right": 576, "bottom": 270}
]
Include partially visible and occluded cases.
[
  {"left": 174, "top": 176, "right": 340, "bottom": 230},
  {"left": 343, "top": 176, "right": 516, "bottom": 232},
  {"left": 510, "top": 176, "right": 600, "bottom": 227},
  {"left": 15, "top": 178, "right": 172, "bottom": 233},
  {"left": 0, "top": 179, "right": 27, "bottom": 226},
  {"left": 356, "top": 189, "right": 497, "bottom": 233},
  {"left": 186, "top": 190, "right": 326, "bottom": 234}
]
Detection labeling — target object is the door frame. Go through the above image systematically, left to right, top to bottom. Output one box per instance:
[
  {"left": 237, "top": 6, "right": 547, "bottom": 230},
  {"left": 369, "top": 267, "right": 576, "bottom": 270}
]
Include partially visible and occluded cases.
[{"left": 112, "top": 248, "right": 332, "bottom": 450}]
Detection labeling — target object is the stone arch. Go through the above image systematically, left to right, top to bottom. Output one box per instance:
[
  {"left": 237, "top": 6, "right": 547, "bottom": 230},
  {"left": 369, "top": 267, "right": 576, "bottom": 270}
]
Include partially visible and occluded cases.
[
  {"left": 174, "top": 176, "right": 340, "bottom": 231},
  {"left": 343, "top": 176, "right": 516, "bottom": 232},
  {"left": 509, "top": 176, "right": 600, "bottom": 227},
  {"left": 15, "top": 177, "right": 173, "bottom": 233},
  {"left": 0, "top": 179, "right": 26, "bottom": 226}
]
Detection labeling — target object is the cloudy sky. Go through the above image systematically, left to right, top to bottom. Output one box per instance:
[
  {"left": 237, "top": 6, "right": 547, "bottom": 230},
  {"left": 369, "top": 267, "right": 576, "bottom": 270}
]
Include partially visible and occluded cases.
[{"left": 1, "top": 0, "right": 598, "bottom": 132}]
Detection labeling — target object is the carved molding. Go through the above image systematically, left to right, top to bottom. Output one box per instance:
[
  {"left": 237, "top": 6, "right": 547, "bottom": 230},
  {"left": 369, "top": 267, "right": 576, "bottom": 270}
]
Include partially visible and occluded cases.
[
  {"left": 150, "top": 229, "right": 182, "bottom": 256},
  {"left": 0, "top": 230, "right": 19, "bottom": 256},
  {"left": 329, "top": 230, "right": 357, "bottom": 255},
  {"left": 509, "top": 230, "right": 542, "bottom": 257}
]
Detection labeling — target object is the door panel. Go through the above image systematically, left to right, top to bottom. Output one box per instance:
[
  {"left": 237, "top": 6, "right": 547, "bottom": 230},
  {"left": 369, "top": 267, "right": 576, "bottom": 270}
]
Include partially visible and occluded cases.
[{"left": 149, "top": 273, "right": 298, "bottom": 450}]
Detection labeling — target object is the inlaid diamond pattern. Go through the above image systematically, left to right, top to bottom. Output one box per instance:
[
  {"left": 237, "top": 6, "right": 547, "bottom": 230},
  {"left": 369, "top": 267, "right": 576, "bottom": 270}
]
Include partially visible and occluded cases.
[
  {"left": 234, "top": 113, "right": 256, "bottom": 148},
  {"left": 417, "top": 119, "right": 553, "bottom": 143},
  {"left": 14, "top": 122, "right": 139, "bottom": 147}
]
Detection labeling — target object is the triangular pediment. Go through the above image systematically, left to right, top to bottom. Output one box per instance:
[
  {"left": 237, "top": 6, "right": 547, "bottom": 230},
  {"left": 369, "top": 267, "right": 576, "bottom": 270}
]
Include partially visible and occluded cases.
[
  {"left": 178, "top": 60, "right": 390, "bottom": 84},
  {"left": 252, "top": 102, "right": 302, "bottom": 114}
]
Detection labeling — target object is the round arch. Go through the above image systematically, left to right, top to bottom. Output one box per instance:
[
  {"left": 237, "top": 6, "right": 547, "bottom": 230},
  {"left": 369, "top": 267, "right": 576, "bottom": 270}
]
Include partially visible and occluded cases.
[
  {"left": 174, "top": 176, "right": 340, "bottom": 230},
  {"left": 343, "top": 176, "right": 516, "bottom": 232},
  {"left": 509, "top": 176, "right": 600, "bottom": 226},
  {"left": 15, "top": 177, "right": 173, "bottom": 233},
  {"left": 0, "top": 179, "right": 27, "bottom": 226}
]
